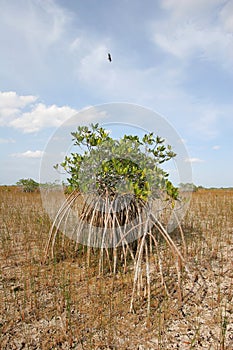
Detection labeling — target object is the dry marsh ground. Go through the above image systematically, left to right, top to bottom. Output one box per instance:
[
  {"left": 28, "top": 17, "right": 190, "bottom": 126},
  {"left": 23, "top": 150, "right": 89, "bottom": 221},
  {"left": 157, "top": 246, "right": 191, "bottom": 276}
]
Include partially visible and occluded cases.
[{"left": 0, "top": 187, "right": 232, "bottom": 349}]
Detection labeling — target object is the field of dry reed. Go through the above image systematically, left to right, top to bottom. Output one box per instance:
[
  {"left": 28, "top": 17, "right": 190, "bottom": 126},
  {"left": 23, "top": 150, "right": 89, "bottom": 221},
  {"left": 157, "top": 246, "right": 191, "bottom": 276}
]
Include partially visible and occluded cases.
[{"left": 0, "top": 186, "right": 232, "bottom": 349}]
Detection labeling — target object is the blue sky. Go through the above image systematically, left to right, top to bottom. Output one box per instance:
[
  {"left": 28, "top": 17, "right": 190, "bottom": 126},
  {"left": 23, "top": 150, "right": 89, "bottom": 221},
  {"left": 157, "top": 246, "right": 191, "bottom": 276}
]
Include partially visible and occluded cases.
[{"left": 0, "top": 0, "right": 233, "bottom": 187}]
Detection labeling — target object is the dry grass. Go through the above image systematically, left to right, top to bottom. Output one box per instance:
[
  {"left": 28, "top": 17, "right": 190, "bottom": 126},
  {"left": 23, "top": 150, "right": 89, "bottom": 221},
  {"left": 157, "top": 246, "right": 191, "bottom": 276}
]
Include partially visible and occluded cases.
[{"left": 0, "top": 186, "right": 232, "bottom": 349}]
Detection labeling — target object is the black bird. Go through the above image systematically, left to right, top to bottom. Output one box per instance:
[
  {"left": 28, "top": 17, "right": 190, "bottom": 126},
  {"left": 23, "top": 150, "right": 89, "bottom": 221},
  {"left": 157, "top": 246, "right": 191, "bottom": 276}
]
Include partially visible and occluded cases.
[{"left": 108, "top": 53, "right": 112, "bottom": 62}]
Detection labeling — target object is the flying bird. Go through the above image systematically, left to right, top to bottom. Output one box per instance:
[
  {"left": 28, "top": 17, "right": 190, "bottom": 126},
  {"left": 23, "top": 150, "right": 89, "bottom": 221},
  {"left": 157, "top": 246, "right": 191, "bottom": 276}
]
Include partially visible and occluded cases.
[{"left": 108, "top": 53, "right": 112, "bottom": 62}]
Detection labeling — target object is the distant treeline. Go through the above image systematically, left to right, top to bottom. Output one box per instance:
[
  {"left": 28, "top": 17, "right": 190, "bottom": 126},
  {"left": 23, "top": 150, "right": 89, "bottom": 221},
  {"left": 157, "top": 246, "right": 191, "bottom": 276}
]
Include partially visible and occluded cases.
[{"left": 1, "top": 180, "right": 232, "bottom": 193}]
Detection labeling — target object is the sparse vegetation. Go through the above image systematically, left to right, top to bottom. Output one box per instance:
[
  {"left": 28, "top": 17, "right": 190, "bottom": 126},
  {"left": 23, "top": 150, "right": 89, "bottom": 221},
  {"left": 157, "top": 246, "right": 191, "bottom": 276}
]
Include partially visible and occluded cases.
[
  {"left": 16, "top": 178, "right": 39, "bottom": 193},
  {"left": 0, "top": 186, "right": 232, "bottom": 348}
]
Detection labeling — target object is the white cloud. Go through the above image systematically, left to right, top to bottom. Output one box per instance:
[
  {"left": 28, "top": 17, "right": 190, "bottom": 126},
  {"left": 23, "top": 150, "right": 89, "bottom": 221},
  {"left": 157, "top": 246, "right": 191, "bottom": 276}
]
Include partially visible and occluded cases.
[
  {"left": 0, "top": 0, "right": 71, "bottom": 53},
  {"left": 0, "top": 0, "right": 73, "bottom": 88},
  {"left": 152, "top": 0, "right": 233, "bottom": 69},
  {"left": 161, "top": 0, "right": 226, "bottom": 18},
  {"left": 219, "top": 1, "right": 233, "bottom": 32},
  {"left": 153, "top": 24, "right": 232, "bottom": 62},
  {"left": 73, "top": 39, "right": 118, "bottom": 92},
  {"left": 0, "top": 91, "right": 37, "bottom": 125},
  {"left": 0, "top": 91, "right": 79, "bottom": 133},
  {"left": 0, "top": 91, "right": 110, "bottom": 133},
  {"left": 0, "top": 91, "right": 37, "bottom": 108},
  {"left": 10, "top": 103, "right": 78, "bottom": 133},
  {"left": 212, "top": 145, "right": 220, "bottom": 150},
  {"left": 11, "top": 150, "right": 44, "bottom": 158},
  {"left": 185, "top": 157, "right": 204, "bottom": 163}
]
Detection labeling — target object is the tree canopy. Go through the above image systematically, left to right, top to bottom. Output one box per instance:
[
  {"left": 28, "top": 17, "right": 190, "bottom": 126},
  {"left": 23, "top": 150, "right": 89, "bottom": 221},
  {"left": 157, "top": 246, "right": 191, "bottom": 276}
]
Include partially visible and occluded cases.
[
  {"left": 57, "top": 123, "right": 178, "bottom": 201},
  {"left": 16, "top": 178, "right": 39, "bottom": 192}
]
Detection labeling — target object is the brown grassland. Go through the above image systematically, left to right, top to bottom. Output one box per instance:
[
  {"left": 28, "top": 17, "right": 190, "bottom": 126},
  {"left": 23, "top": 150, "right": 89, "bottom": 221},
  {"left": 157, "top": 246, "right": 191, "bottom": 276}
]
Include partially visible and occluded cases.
[{"left": 0, "top": 186, "right": 232, "bottom": 349}]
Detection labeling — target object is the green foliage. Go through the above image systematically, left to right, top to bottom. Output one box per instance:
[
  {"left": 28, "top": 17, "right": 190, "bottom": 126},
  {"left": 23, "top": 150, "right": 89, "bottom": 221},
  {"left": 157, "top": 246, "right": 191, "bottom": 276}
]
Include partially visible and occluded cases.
[
  {"left": 56, "top": 123, "right": 178, "bottom": 201},
  {"left": 16, "top": 178, "right": 39, "bottom": 193}
]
